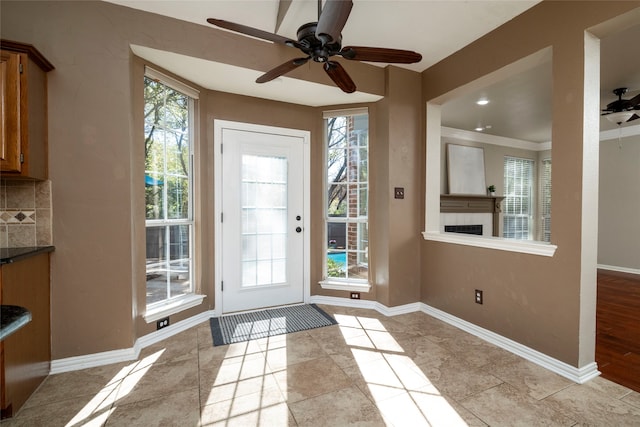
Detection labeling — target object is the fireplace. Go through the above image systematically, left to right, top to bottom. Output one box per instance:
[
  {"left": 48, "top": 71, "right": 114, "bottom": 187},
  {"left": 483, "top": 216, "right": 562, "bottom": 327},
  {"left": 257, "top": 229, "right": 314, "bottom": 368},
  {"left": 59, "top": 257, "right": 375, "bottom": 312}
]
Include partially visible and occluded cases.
[
  {"left": 440, "top": 194, "right": 504, "bottom": 237},
  {"left": 445, "top": 224, "right": 483, "bottom": 235}
]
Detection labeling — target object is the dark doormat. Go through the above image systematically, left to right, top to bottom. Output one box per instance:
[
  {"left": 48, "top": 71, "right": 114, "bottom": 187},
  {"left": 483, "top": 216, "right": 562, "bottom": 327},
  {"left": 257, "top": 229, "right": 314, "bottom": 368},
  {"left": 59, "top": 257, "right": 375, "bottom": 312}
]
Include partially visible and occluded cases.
[{"left": 210, "top": 304, "right": 337, "bottom": 346}]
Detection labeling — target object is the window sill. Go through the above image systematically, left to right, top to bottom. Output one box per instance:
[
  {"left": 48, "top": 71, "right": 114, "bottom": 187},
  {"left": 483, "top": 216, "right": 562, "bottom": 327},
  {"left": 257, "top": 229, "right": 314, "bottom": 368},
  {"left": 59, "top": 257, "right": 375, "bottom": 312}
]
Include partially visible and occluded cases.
[
  {"left": 422, "top": 231, "right": 557, "bottom": 257},
  {"left": 319, "top": 280, "right": 371, "bottom": 292},
  {"left": 144, "top": 294, "right": 206, "bottom": 323}
]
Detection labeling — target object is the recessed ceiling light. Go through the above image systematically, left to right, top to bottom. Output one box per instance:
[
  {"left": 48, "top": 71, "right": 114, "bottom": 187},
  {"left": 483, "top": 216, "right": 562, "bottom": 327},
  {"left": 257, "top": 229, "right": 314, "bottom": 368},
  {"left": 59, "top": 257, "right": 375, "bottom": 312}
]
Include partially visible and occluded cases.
[
  {"left": 476, "top": 99, "right": 489, "bottom": 106},
  {"left": 485, "top": 125, "right": 492, "bottom": 129},
  {"left": 475, "top": 127, "right": 484, "bottom": 132}
]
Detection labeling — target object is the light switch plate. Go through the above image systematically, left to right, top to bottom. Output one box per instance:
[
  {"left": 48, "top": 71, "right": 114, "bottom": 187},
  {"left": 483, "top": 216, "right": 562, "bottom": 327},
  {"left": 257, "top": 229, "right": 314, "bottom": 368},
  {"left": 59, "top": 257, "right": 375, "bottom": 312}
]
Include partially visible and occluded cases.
[{"left": 394, "top": 187, "right": 405, "bottom": 199}]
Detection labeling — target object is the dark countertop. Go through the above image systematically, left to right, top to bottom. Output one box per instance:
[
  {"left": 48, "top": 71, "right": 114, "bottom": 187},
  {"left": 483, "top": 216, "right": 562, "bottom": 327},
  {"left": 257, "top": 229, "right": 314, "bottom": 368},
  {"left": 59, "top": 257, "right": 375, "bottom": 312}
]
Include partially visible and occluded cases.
[
  {"left": 0, "top": 246, "right": 54, "bottom": 265},
  {"left": 0, "top": 305, "right": 32, "bottom": 340}
]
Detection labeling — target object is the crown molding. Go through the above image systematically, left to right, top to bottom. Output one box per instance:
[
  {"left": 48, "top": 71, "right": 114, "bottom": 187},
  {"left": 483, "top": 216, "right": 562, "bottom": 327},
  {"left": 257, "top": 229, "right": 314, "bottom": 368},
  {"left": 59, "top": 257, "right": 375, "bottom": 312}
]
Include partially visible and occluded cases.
[
  {"left": 443, "top": 123, "right": 640, "bottom": 149},
  {"left": 599, "top": 123, "right": 640, "bottom": 141},
  {"left": 442, "top": 127, "right": 551, "bottom": 151}
]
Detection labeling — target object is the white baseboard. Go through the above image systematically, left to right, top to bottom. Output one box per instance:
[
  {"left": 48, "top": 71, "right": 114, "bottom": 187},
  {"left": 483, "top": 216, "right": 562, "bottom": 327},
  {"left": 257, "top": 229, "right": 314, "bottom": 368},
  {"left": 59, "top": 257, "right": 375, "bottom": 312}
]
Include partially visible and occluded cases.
[
  {"left": 597, "top": 264, "right": 640, "bottom": 276},
  {"left": 310, "top": 295, "right": 420, "bottom": 316},
  {"left": 310, "top": 295, "right": 378, "bottom": 310},
  {"left": 311, "top": 295, "right": 599, "bottom": 384},
  {"left": 51, "top": 298, "right": 599, "bottom": 384},
  {"left": 419, "top": 303, "right": 600, "bottom": 384},
  {"left": 50, "top": 310, "right": 216, "bottom": 374},
  {"left": 136, "top": 310, "right": 215, "bottom": 349},
  {"left": 50, "top": 346, "right": 139, "bottom": 375}
]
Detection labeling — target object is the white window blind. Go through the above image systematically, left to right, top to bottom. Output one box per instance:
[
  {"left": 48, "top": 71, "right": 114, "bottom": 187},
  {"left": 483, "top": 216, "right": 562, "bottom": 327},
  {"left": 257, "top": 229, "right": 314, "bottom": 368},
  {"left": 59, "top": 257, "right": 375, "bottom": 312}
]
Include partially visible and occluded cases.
[
  {"left": 503, "top": 156, "right": 534, "bottom": 240},
  {"left": 540, "top": 158, "right": 551, "bottom": 242}
]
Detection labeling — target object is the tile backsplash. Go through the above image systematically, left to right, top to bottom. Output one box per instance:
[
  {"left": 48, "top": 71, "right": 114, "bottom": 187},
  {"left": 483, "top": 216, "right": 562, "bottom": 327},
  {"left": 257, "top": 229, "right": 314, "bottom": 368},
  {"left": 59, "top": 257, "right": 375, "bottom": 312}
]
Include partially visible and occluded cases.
[{"left": 0, "top": 180, "right": 53, "bottom": 248}]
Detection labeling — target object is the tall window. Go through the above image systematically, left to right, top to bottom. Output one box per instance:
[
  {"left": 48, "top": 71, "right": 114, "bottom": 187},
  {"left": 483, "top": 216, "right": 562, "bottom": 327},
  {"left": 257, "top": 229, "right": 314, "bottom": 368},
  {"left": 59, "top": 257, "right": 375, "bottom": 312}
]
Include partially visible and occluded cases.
[
  {"left": 144, "top": 68, "right": 197, "bottom": 307},
  {"left": 324, "top": 110, "right": 368, "bottom": 283},
  {"left": 503, "top": 156, "right": 534, "bottom": 240},
  {"left": 540, "top": 158, "right": 552, "bottom": 242}
]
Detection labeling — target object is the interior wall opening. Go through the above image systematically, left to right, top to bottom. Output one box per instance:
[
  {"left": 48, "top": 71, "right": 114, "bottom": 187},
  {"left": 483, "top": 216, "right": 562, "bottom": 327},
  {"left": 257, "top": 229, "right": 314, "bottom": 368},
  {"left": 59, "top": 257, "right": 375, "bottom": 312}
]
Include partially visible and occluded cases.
[{"left": 425, "top": 48, "right": 556, "bottom": 254}]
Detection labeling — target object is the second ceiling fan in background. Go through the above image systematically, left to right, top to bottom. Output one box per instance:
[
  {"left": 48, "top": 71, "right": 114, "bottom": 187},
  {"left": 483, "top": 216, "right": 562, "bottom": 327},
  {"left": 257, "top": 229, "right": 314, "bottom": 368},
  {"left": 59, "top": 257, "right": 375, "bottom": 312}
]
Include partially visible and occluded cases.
[{"left": 207, "top": 0, "right": 422, "bottom": 93}]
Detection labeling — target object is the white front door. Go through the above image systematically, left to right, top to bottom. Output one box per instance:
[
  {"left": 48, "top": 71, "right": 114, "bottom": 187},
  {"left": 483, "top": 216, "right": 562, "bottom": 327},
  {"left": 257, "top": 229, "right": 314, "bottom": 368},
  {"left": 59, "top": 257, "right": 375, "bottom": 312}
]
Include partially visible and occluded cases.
[{"left": 216, "top": 121, "right": 308, "bottom": 313}]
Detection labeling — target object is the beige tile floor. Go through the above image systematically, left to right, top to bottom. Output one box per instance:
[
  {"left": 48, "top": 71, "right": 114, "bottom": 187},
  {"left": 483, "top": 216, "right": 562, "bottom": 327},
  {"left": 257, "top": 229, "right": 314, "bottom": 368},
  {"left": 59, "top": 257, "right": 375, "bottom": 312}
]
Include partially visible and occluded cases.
[{"left": 3, "top": 304, "right": 640, "bottom": 426}]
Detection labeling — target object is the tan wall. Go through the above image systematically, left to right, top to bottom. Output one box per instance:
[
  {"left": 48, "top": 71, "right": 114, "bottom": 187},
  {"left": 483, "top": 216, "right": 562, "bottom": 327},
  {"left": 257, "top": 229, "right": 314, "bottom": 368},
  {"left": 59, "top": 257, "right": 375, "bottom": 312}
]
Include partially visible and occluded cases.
[
  {"left": 0, "top": 0, "right": 423, "bottom": 357},
  {"left": 3, "top": 0, "right": 636, "bottom": 367},
  {"left": 0, "top": 1, "right": 327, "bottom": 357},
  {"left": 1, "top": 1, "right": 142, "bottom": 357},
  {"left": 421, "top": 1, "right": 640, "bottom": 367},
  {"left": 370, "top": 66, "right": 424, "bottom": 307},
  {"left": 383, "top": 67, "right": 423, "bottom": 307},
  {"left": 598, "top": 133, "right": 640, "bottom": 270}
]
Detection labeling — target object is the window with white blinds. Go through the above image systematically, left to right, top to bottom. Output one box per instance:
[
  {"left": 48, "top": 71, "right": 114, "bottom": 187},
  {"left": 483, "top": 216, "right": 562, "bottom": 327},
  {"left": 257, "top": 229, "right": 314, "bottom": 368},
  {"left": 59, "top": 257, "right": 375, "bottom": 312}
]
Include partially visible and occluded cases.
[
  {"left": 503, "top": 156, "right": 534, "bottom": 240},
  {"left": 540, "top": 158, "right": 551, "bottom": 242}
]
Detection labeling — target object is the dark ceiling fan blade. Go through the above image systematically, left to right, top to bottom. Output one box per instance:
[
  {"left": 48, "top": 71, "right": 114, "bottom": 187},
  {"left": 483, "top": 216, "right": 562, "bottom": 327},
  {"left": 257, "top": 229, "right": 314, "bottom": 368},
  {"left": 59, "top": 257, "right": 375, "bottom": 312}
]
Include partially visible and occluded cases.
[
  {"left": 275, "top": 0, "right": 293, "bottom": 33},
  {"left": 316, "top": 0, "right": 353, "bottom": 44},
  {"left": 207, "top": 18, "right": 294, "bottom": 46},
  {"left": 340, "top": 46, "right": 422, "bottom": 63},
  {"left": 256, "top": 57, "right": 310, "bottom": 83},
  {"left": 324, "top": 61, "right": 356, "bottom": 93},
  {"left": 630, "top": 92, "right": 640, "bottom": 107},
  {"left": 629, "top": 113, "right": 639, "bottom": 122}
]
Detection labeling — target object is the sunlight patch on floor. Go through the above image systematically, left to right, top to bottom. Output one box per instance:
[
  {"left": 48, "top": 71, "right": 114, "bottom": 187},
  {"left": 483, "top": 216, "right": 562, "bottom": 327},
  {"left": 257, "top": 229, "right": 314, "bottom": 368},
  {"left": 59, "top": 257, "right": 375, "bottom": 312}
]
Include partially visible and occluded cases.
[
  {"left": 338, "top": 314, "right": 468, "bottom": 426},
  {"left": 202, "top": 337, "right": 288, "bottom": 425},
  {"left": 66, "top": 349, "right": 165, "bottom": 427}
]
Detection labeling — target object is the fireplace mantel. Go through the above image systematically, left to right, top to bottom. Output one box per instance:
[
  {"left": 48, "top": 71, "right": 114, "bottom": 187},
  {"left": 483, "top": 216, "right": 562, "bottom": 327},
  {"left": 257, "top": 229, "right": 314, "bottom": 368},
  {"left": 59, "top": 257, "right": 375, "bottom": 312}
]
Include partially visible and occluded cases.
[{"left": 440, "top": 194, "right": 505, "bottom": 237}]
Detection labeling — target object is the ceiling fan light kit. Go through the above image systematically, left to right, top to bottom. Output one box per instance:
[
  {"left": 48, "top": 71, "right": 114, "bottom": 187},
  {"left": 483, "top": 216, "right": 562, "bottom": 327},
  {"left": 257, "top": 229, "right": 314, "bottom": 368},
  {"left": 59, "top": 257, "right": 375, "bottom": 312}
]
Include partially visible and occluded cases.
[
  {"left": 207, "top": 0, "right": 422, "bottom": 94},
  {"left": 601, "top": 87, "right": 640, "bottom": 125},
  {"left": 605, "top": 111, "right": 635, "bottom": 125}
]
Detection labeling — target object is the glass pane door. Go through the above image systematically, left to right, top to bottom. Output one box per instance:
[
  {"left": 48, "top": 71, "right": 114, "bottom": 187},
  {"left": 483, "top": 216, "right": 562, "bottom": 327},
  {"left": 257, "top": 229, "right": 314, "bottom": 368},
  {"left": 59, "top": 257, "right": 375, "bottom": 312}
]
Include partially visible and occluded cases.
[{"left": 241, "top": 154, "right": 288, "bottom": 287}]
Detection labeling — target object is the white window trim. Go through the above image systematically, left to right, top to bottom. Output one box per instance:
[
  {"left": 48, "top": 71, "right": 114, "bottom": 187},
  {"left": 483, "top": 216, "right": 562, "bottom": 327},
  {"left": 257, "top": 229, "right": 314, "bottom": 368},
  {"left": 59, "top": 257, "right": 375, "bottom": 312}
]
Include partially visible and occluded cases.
[
  {"left": 145, "top": 66, "right": 199, "bottom": 99},
  {"left": 144, "top": 70, "right": 203, "bottom": 313},
  {"left": 323, "top": 107, "right": 368, "bottom": 119},
  {"left": 323, "top": 109, "right": 372, "bottom": 287},
  {"left": 422, "top": 231, "right": 556, "bottom": 257},
  {"left": 319, "top": 279, "right": 372, "bottom": 292},
  {"left": 144, "top": 294, "right": 206, "bottom": 323}
]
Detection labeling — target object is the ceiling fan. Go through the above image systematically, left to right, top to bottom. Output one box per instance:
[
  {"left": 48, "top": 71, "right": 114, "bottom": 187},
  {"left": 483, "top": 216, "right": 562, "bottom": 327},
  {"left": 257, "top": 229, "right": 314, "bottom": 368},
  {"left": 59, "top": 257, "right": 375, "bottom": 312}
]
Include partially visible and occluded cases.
[
  {"left": 206, "top": 0, "right": 422, "bottom": 93},
  {"left": 602, "top": 87, "right": 640, "bottom": 124}
]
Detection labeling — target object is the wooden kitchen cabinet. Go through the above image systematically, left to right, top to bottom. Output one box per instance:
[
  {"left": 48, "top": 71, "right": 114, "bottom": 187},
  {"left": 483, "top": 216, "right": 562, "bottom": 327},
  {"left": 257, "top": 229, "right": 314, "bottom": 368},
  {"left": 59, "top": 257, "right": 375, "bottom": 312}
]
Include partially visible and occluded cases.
[
  {"left": 0, "top": 40, "right": 54, "bottom": 180},
  {"left": 0, "top": 252, "right": 51, "bottom": 419}
]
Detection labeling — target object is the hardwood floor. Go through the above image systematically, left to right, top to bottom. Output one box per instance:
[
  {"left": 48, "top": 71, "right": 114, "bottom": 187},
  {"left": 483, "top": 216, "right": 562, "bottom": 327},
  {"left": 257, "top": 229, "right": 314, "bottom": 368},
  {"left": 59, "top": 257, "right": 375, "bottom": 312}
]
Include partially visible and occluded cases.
[{"left": 596, "top": 269, "right": 640, "bottom": 393}]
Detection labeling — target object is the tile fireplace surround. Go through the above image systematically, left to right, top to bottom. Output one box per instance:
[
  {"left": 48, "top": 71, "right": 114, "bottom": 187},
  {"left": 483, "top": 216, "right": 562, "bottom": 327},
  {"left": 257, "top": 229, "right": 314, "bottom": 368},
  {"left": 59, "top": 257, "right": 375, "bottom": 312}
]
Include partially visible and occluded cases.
[{"left": 440, "top": 194, "right": 504, "bottom": 237}]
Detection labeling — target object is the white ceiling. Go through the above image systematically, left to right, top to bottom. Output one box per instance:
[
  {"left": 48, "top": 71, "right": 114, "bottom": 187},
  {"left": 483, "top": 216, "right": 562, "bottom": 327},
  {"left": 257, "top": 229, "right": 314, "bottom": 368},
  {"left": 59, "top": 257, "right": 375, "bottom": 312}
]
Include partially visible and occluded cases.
[
  {"left": 106, "top": 0, "right": 640, "bottom": 142},
  {"left": 106, "top": 0, "right": 538, "bottom": 105},
  {"left": 107, "top": 0, "right": 539, "bottom": 73},
  {"left": 442, "top": 21, "right": 640, "bottom": 143},
  {"left": 130, "top": 44, "right": 383, "bottom": 106},
  {"left": 441, "top": 57, "right": 553, "bottom": 143}
]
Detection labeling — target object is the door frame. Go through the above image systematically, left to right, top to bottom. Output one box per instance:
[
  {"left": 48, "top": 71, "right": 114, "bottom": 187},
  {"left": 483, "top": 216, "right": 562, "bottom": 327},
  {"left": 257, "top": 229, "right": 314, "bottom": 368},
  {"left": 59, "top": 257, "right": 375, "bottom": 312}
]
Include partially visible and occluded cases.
[{"left": 213, "top": 120, "right": 311, "bottom": 314}]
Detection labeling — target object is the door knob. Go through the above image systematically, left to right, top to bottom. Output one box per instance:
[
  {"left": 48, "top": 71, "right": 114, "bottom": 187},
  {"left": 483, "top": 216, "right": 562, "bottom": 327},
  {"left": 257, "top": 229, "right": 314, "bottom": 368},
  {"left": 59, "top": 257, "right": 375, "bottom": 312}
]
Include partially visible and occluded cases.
[{"left": 296, "top": 227, "right": 302, "bottom": 233}]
